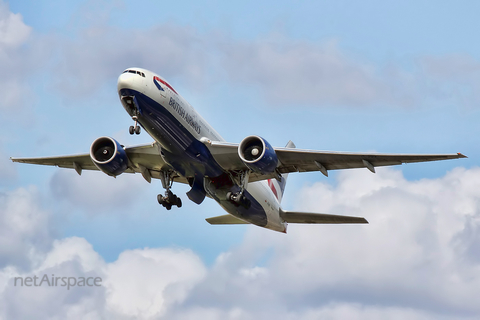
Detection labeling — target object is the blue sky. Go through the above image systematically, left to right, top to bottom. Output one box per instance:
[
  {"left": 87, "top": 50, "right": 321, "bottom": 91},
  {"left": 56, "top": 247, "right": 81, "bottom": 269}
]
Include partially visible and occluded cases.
[{"left": 1, "top": 1, "right": 480, "bottom": 319}]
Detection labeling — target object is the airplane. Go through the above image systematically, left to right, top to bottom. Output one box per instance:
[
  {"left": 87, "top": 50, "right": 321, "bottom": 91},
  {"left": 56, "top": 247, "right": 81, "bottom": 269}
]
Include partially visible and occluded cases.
[{"left": 11, "top": 67, "right": 467, "bottom": 233}]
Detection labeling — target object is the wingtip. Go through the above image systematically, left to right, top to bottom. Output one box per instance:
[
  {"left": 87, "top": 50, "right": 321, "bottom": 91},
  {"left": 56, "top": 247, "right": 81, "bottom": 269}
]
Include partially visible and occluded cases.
[{"left": 457, "top": 153, "right": 468, "bottom": 159}]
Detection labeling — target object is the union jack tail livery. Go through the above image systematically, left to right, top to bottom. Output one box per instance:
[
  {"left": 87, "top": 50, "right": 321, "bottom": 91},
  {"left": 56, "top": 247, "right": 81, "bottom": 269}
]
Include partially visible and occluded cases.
[{"left": 268, "top": 140, "right": 295, "bottom": 203}]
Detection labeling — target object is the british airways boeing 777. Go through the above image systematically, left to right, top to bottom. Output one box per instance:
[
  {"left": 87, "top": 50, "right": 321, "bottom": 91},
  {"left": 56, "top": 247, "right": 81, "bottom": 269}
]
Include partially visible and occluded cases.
[{"left": 11, "top": 68, "right": 466, "bottom": 233}]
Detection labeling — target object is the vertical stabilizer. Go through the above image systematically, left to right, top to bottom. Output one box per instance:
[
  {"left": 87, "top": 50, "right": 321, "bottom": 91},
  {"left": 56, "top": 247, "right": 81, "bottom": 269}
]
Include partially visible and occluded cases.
[{"left": 268, "top": 140, "right": 295, "bottom": 203}]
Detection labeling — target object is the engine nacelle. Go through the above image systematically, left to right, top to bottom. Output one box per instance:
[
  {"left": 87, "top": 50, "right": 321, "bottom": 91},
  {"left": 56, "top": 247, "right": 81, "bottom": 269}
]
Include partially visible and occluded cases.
[
  {"left": 238, "top": 135, "right": 278, "bottom": 174},
  {"left": 90, "top": 137, "right": 128, "bottom": 176}
]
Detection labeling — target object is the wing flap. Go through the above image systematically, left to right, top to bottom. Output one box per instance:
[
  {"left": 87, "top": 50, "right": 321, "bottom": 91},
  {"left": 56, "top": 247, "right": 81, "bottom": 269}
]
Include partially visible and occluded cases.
[
  {"left": 280, "top": 209, "right": 368, "bottom": 224},
  {"left": 206, "top": 214, "right": 250, "bottom": 225}
]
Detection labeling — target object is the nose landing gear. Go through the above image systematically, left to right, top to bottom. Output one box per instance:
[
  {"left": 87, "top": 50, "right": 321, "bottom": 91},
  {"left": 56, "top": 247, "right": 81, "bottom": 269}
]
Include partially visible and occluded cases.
[
  {"left": 121, "top": 96, "right": 142, "bottom": 135},
  {"left": 129, "top": 116, "right": 141, "bottom": 135}
]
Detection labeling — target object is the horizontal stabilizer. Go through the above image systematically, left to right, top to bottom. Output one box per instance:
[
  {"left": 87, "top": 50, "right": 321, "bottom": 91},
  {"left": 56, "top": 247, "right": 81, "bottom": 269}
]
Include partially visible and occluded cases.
[
  {"left": 280, "top": 209, "right": 368, "bottom": 224},
  {"left": 206, "top": 214, "right": 250, "bottom": 225}
]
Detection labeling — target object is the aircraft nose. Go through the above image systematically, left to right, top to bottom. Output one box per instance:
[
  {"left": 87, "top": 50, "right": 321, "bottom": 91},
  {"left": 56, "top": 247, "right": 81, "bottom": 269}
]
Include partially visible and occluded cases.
[{"left": 117, "top": 71, "right": 135, "bottom": 92}]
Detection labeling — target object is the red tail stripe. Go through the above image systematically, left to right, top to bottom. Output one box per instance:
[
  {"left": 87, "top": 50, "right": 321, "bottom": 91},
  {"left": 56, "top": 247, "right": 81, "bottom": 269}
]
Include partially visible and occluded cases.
[{"left": 268, "top": 179, "right": 278, "bottom": 199}]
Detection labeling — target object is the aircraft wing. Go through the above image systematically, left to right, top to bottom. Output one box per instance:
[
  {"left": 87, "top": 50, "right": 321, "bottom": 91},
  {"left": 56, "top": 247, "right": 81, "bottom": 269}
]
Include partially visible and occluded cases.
[
  {"left": 207, "top": 141, "right": 467, "bottom": 181},
  {"left": 10, "top": 143, "right": 189, "bottom": 184}
]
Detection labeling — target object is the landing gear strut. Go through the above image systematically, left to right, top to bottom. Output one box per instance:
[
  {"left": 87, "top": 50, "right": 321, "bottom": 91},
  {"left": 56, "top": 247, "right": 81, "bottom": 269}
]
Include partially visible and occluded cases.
[
  {"left": 122, "top": 96, "right": 141, "bottom": 135},
  {"left": 129, "top": 116, "right": 141, "bottom": 135},
  {"left": 157, "top": 170, "right": 182, "bottom": 210},
  {"left": 227, "top": 170, "right": 251, "bottom": 209}
]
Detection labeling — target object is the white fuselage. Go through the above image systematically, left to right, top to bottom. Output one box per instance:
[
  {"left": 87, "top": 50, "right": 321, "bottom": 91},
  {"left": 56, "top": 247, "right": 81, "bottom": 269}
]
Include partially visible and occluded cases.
[{"left": 117, "top": 68, "right": 287, "bottom": 233}]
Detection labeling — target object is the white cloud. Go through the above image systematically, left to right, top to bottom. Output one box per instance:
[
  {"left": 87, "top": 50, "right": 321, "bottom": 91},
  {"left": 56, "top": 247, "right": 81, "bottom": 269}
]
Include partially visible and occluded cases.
[
  {"left": 0, "top": 2, "right": 47, "bottom": 114},
  {"left": 0, "top": 2, "right": 30, "bottom": 49},
  {"left": 2, "top": 166, "right": 480, "bottom": 319},
  {"left": 166, "top": 167, "right": 480, "bottom": 319},
  {"left": 0, "top": 187, "right": 53, "bottom": 270},
  {"left": 0, "top": 235, "right": 205, "bottom": 320},
  {"left": 105, "top": 248, "right": 206, "bottom": 319}
]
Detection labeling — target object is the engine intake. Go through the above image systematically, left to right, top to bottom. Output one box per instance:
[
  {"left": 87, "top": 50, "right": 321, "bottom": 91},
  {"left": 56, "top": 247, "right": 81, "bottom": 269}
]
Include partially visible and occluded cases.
[
  {"left": 238, "top": 136, "right": 278, "bottom": 174},
  {"left": 90, "top": 137, "right": 128, "bottom": 176}
]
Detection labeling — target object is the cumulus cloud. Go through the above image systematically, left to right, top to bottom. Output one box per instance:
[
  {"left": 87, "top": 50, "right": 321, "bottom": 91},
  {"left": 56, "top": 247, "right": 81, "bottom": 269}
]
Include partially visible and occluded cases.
[
  {"left": 0, "top": 2, "right": 50, "bottom": 114},
  {"left": 0, "top": 2, "right": 31, "bottom": 111},
  {"left": 0, "top": 2, "right": 30, "bottom": 48},
  {"left": 2, "top": 167, "right": 480, "bottom": 319},
  {"left": 168, "top": 167, "right": 480, "bottom": 319},
  {"left": 0, "top": 187, "right": 53, "bottom": 270},
  {"left": 0, "top": 237, "right": 206, "bottom": 320},
  {"left": 105, "top": 248, "right": 206, "bottom": 319}
]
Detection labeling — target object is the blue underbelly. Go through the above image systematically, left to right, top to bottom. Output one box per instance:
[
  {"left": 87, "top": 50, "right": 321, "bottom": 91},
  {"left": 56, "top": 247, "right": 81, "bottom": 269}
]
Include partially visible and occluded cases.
[{"left": 119, "top": 89, "right": 224, "bottom": 178}]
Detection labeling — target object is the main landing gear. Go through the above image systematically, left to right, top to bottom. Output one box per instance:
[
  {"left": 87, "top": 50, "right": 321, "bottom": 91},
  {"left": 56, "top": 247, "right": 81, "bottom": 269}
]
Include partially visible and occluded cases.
[
  {"left": 129, "top": 116, "right": 141, "bottom": 135},
  {"left": 157, "top": 170, "right": 182, "bottom": 210},
  {"left": 226, "top": 170, "right": 251, "bottom": 209},
  {"left": 158, "top": 190, "right": 182, "bottom": 210},
  {"left": 226, "top": 191, "right": 251, "bottom": 209}
]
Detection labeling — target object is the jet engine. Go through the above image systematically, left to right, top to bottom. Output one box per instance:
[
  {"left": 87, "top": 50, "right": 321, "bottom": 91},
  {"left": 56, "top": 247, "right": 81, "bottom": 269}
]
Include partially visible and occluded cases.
[
  {"left": 238, "top": 135, "right": 278, "bottom": 174},
  {"left": 90, "top": 137, "right": 128, "bottom": 176}
]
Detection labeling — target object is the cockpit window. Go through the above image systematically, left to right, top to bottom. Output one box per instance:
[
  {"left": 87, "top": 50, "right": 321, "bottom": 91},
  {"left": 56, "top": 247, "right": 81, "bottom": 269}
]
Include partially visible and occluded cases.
[{"left": 122, "top": 69, "right": 145, "bottom": 77}]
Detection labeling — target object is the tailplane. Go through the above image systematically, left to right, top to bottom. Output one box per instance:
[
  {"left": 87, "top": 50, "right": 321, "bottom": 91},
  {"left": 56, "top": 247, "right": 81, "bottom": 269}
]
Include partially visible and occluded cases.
[{"left": 280, "top": 209, "right": 368, "bottom": 224}]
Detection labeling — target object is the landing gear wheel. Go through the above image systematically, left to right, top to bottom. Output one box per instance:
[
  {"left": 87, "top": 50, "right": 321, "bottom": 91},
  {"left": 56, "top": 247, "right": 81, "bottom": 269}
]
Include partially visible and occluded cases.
[
  {"left": 129, "top": 126, "right": 135, "bottom": 135},
  {"left": 135, "top": 126, "right": 141, "bottom": 135},
  {"left": 157, "top": 175, "right": 182, "bottom": 209},
  {"left": 226, "top": 191, "right": 251, "bottom": 209},
  {"left": 157, "top": 194, "right": 164, "bottom": 205}
]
